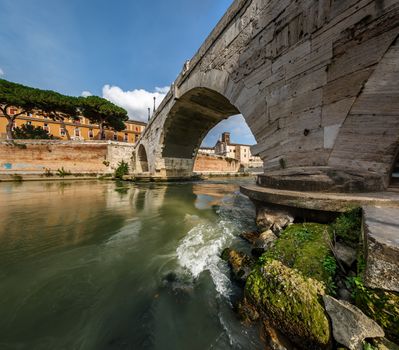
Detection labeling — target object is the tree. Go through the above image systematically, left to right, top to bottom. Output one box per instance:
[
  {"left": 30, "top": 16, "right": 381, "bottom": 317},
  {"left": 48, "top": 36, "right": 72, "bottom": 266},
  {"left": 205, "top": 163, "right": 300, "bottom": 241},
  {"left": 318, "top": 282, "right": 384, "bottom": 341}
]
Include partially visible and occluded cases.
[
  {"left": 0, "top": 79, "right": 38, "bottom": 140},
  {"left": 0, "top": 79, "right": 80, "bottom": 140},
  {"left": 34, "top": 90, "right": 80, "bottom": 140},
  {"left": 79, "top": 96, "right": 128, "bottom": 140},
  {"left": 12, "top": 124, "right": 55, "bottom": 139}
]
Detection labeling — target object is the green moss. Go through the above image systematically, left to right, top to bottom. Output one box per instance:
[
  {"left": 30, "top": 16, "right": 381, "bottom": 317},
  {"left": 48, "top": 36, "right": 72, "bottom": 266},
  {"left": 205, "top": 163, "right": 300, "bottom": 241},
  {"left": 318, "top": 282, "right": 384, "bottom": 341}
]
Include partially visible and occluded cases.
[
  {"left": 330, "top": 207, "right": 362, "bottom": 246},
  {"left": 261, "top": 223, "right": 335, "bottom": 291},
  {"left": 245, "top": 259, "right": 330, "bottom": 348},
  {"left": 347, "top": 276, "right": 399, "bottom": 343}
]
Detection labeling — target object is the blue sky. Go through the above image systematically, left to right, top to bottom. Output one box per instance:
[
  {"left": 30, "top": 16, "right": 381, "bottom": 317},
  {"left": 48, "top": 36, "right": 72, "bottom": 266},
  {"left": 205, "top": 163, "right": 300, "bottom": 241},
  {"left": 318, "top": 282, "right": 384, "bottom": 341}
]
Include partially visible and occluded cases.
[{"left": 0, "top": 0, "right": 256, "bottom": 146}]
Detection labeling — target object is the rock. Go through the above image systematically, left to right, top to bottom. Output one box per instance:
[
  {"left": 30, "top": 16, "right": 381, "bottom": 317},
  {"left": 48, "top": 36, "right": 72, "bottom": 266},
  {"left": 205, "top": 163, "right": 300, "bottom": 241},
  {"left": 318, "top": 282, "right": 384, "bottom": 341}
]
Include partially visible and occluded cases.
[
  {"left": 256, "top": 206, "right": 294, "bottom": 235},
  {"left": 363, "top": 206, "right": 399, "bottom": 293},
  {"left": 262, "top": 223, "right": 334, "bottom": 286},
  {"left": 241, "top": 230, "right": 277, "bottom": 249},
  {"left": 258, "top": 230, "right": 278, "bottom": 249},
  {"left": 240, "top": 231, "right": 260, "bottom": 245},
  {"left": 334, "top": 242, "right": 357, "bottom": 267},
  {"left": 224, "top": 249, "right": 254, "bottom": 283},
  {"left": 244, "top": 259, "right": 331, "bottom": 349},
  {"left": 337, "top": 288, "right": 352, "bottom": 302},
  {"left": 323, "top": 295, "right": 385, "bottom": 350},
  {"left": 372, "top": 338, "right": 399, "bottom": 350}
]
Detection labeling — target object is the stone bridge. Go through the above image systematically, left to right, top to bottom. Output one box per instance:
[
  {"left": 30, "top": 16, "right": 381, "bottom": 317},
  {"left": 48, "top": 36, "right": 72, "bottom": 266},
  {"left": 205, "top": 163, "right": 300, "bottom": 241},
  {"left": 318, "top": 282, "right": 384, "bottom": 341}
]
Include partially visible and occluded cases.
[{"left": 134, "top": 0, "right": 399, "bottom": 192}]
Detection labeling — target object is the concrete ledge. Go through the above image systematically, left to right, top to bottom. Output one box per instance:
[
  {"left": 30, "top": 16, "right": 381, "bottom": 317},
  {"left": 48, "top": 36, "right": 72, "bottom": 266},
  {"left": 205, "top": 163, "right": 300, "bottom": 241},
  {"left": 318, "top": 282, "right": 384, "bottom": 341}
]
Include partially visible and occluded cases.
[
  {"left": 256, "top": 167, "right": 385, "bottom": 193},
  {"left": 240, "top": 185, "right": 399, "bottom": 213}
]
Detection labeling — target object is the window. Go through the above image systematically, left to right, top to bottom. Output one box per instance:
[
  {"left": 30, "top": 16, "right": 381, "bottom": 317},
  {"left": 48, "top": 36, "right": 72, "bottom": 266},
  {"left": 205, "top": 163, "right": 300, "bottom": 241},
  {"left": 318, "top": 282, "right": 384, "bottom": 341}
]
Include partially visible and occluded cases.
[
  {"left": 26, "top": 121, "right": 32, "bottom": 126},
  {"left": 43, "top": 123, "right": 49, "bottom": 131},
  {"left": 60, "top": 127, "right": 66, "bottom": 136},
  {"left": 135, "top": 127, "right": 139, "bottom": 132},
  {"left": 75, "top": 128, "right": 80, "bottom": 137},
  {"left": 88, "top": 129, "right": 94, "bottom": 139},
  {"left": 113, "top": 132, "right": 118, "bottom": 141},
  {"left": 124, "top": 133, "right": 128, "bottom": 142},
  {"left": 135, "top": 134, "right": 139, "bottom": 142}
]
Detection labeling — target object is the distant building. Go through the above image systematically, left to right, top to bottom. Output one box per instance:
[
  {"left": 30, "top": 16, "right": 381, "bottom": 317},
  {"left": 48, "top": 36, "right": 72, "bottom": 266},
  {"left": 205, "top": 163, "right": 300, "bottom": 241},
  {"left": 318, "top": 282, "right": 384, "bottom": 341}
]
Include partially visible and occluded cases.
[
  {"left": 0, "top": 107, "right": 146, "bottom": 143},
  {"left": 214, "top": 132, "right": 262, "bottom": 168},
  {"left": 198, "top": 147, "right": 215, "bottom": 155}
]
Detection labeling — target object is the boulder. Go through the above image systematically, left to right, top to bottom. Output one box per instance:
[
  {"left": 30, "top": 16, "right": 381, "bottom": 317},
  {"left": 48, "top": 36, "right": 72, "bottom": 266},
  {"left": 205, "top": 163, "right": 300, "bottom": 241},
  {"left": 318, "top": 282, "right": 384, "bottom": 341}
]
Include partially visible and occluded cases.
[
  {"left": 256, "top": 206, "right": 293, "bottom": 235},
  {"left": 240, "top": 230, "right": 277, "bottom": 249},
  {"left": 334, "top": 242, "right": 357, "bottom": 267},
  {"left": 222, "top": 249, "right": 253, "bottom": 283},
  {"left": 244, "top": 259, "right": 331, "bottom": 349},
  {"left": 323, "top": 295, "right": 384, "bottom": 350}
]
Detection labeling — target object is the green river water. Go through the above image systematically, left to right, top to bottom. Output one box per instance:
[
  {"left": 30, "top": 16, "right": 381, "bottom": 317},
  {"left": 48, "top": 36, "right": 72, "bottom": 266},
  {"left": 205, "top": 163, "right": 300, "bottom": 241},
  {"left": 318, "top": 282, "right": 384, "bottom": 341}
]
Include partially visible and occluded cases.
[{"left": 0, "top": 178, "right": 265, "bottom": 350}]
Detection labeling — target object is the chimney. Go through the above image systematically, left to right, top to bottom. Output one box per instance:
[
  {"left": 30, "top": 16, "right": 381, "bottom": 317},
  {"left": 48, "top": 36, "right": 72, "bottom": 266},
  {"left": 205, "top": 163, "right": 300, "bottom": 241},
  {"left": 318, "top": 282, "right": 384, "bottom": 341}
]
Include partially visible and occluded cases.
[{"left": 221, "top": 132, "right": 231, "bottom": 144}]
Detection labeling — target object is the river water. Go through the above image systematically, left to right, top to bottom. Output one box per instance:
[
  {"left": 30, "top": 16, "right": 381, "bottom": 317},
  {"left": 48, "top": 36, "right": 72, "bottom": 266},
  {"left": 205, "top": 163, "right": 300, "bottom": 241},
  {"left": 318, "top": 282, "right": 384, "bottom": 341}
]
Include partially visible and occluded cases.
[{"left": 0, "top": 178, "right": 264, "bottom": 350}]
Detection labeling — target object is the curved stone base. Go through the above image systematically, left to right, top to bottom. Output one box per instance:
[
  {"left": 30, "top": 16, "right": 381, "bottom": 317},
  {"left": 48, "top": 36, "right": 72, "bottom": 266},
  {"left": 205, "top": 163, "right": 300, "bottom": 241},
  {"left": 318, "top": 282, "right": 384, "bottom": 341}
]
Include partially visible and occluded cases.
[{"left": 257, "top": 167, "right": 385, "bottom": 193}]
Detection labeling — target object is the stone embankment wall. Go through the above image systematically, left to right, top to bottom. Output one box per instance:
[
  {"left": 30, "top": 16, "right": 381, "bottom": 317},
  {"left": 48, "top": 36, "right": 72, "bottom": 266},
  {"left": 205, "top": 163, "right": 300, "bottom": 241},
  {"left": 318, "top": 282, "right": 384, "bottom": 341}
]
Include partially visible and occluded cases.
[
  {"left": 0, "top": 140, "right": 135, "bottom": 175},
  {"left": 193, "top": 153, "right": 240, "bottom": 173}
]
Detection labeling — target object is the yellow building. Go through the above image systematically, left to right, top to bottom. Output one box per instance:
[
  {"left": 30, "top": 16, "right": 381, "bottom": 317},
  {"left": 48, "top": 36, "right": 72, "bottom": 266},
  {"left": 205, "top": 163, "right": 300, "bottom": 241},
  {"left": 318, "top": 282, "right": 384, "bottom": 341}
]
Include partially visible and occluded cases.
[{"left": 0, "top": 108, "right": 146, "bottom": 143}]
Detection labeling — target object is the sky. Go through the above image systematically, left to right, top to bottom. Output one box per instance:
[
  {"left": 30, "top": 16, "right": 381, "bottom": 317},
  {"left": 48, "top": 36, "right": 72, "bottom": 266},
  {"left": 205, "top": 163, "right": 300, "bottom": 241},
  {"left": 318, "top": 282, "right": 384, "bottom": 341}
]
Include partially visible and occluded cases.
[{"left": 0, "top": 0, "right": 256, "bottom": 147}]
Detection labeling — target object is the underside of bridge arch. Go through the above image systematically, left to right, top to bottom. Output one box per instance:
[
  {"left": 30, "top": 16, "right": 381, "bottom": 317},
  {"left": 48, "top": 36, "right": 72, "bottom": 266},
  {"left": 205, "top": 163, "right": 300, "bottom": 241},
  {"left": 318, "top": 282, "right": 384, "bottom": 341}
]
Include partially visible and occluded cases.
[
  {"left": 161, "top": 87, "right": 240, "bottom": 162},
  {"left": 138, "top": 144, "right": 149, "bottom": 173}
]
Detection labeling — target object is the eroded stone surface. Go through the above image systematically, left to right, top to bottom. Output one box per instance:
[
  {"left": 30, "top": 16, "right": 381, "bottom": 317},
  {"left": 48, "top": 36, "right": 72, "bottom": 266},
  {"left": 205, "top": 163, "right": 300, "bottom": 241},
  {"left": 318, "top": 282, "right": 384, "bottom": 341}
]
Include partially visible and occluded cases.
[
  {"left": 134, "top": 0, "right": 399, "bottom": 192},
  {"left": 256, "top": 206, "right": 293, "bottom": 234},
  {"left": 363, "top": 206, "right": 399, "bottom": 292},
  {"left": 334, "top": 242, "right": 357, "bottom": 268},
  {"left": 323, "top": 295, "right": 385, "bottom": 350}
]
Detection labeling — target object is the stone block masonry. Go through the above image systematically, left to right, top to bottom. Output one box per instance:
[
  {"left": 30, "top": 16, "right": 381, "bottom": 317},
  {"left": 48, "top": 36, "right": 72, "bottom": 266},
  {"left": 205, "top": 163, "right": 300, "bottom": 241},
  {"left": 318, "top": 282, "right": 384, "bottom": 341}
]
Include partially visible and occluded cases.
[
  {"left": 0, "top": 140, "right": 136, "bottom": 175},
  {"left": 193, "top": 153, "right": 240, "bottom": 173}
]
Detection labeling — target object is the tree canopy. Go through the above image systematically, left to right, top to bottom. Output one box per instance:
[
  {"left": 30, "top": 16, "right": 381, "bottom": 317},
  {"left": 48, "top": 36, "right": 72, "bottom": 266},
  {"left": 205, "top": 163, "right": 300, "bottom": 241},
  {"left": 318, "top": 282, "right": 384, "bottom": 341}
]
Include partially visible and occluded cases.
[
  {"left": 0, "top": 79, "right": 129, "bottom": 140},
  {"left": 79, "top": 96, "right": 129, "bottom": 139},
  {"left": 13, "top": 124, "right": 55, "bottom": 140}
]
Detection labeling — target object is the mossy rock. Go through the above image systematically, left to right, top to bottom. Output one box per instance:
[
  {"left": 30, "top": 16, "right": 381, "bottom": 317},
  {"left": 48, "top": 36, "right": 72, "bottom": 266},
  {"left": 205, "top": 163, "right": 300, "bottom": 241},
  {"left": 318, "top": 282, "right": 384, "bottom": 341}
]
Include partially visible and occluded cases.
[
  {"left": 261, "top": 223, "right": 336, "bottom": 291},
  {"left": 245, "top": 259, "right": 331, "bottom": 349},
  {"left": 349, "top": 277, "right": 399, "bottom": 343}
]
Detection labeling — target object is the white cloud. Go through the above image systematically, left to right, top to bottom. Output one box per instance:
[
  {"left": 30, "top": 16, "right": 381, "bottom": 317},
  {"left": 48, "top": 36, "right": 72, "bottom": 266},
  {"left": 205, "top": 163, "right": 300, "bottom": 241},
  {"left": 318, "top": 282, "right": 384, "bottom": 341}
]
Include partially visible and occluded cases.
[
  {"left": 0, "top": 68, "right": 4, "bottom": 76},
  {"left": 102, "top": 85, "right": 170, "bottom": 122},
  {"left": 81, "top": 90, "right": 92, "bottom": 97}
]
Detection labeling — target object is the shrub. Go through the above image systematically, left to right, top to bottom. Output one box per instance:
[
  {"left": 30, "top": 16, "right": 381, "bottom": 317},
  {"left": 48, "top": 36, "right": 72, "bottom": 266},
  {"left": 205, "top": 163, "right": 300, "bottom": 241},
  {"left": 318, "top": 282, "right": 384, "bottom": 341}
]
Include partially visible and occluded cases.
[{"left": 114, "top": 160, "right": 129, "bottom": 179}]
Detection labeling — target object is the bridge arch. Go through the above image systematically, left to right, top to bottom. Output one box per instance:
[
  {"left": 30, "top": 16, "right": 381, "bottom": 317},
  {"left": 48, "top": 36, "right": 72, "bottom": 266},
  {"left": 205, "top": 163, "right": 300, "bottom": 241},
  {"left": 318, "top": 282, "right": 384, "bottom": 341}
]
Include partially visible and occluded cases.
[
  {"left": 160, "top": 86, "right": 243, "bottom": 176},
  {"left": 137, "top": 144, "right": 149, "bottom": 173}
]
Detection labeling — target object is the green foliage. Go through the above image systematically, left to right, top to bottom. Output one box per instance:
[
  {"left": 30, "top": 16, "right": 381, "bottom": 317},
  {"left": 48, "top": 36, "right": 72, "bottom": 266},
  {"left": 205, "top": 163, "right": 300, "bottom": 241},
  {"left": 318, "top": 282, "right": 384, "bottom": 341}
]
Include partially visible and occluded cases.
[
  {"left": 79, "top": 96, "right": 128, "bottom": 136},
  {"left": 12, "top": 124, "right": 55, "bottom": 139},
  {"left": 103, "top": 160, "right": 110, "bottom": 167},
  {"left": 114, "top": 160, "right": 129, "bottom": 179},
  {"left": 57, "top": 167, "right": 71, "bottom": 177},
  {"left": 330, "top": 208, "right": 362, "bottom": 246},
  {"left": 262, "top": 223, "right": 334, "bottom": 286},
  {"left": 245, "top": 259, "right": 330, "bottom": 348},
  {"left": 347, "top": 276, "right": 399, "bottom": 342},
  {"left": 363, "top": 342, "right": 377, "bottom": 350}
]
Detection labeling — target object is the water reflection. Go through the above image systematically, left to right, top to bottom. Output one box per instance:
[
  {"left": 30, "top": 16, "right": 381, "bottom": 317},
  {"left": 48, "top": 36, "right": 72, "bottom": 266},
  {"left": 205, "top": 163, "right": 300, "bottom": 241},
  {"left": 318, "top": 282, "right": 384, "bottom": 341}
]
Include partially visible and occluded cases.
[{"left": 0, "top": 178, "right": 262, "bottom": 350}]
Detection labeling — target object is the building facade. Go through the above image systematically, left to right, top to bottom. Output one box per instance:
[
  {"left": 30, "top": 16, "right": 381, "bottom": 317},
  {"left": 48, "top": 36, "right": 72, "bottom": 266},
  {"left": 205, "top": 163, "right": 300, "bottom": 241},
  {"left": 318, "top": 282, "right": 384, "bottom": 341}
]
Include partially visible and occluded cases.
[
  {"left": 0, "top": 108, "right": 146, "bottom": 143},
  {"left": 214, "top": 132, "right": 262, "bottom": 168}
]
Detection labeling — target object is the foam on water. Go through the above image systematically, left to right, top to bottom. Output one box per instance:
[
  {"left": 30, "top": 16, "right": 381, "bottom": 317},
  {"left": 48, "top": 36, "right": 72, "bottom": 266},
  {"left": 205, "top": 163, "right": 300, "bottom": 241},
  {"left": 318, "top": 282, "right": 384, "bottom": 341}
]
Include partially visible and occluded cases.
[{"left": 176, "top": 220, "right": 235, "bottom": 297}]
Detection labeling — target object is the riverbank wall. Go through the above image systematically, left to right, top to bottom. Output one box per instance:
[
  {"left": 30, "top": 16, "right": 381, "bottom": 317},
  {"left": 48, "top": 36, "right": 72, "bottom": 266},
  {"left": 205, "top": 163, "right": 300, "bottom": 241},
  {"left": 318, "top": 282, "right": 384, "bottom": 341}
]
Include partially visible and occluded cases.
[
  {"left": 0, "top": 140, "right": 135, "bottom": 176},
  {"left": 193, "top": 153, "right": 240, "bottom": 174}
]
